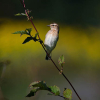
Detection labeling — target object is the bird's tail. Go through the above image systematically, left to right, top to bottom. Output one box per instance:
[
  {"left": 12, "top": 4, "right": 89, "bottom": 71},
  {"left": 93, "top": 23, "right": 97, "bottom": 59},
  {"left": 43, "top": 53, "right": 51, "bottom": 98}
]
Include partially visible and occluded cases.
[
  {"left": 45, "top": 49, "right": 52, "bottom": 60},
  {"left": 45, "top": 54, "right": 51, "bottom": 60},
  {"left": 45, "top": 55, "right": 49, "bottom": 60}
]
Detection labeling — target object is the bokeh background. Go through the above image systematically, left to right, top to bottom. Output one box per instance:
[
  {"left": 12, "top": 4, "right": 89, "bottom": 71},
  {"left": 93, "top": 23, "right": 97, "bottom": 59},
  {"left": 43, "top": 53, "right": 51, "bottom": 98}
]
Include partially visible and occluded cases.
[{"left": 0, "top": 0, "right": 100, "bottom": 100}]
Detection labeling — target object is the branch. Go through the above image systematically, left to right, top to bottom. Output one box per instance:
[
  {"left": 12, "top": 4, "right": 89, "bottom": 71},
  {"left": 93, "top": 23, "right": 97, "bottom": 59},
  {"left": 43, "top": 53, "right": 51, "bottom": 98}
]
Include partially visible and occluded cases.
[{"left": 19, "top": 0, "right": 81, "bottom": 100}]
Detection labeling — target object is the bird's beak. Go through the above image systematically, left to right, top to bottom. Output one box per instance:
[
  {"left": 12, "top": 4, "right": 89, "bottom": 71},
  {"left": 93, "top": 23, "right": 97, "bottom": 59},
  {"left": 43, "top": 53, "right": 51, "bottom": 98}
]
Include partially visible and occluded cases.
[{"left": 47, "top": 25, "right": 50, "bottom": 27}]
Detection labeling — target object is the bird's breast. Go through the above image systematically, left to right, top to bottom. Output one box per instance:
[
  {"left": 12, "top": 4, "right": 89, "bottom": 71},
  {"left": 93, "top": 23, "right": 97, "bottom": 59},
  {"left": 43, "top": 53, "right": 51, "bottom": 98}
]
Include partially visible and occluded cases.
[{"left": 45, "top": 33, "right": 58, "bottom": 48}]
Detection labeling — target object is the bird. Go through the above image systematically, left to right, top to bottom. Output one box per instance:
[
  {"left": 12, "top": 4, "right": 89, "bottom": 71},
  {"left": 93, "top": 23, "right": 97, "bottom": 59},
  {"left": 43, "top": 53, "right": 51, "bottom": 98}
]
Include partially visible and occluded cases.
[{"left": 44, "top": 23, "right": 59, "bottom": 60}]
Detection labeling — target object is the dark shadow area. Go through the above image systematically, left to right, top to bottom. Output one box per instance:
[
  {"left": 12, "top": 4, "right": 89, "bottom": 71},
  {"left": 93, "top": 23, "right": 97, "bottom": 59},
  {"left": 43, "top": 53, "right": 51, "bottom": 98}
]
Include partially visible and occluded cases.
[
  {"left": 0, "top": 0, "right": 100, "bottom": 27},
  {"left": 0, "top": 60, "right": 11, "bottom": 100}
]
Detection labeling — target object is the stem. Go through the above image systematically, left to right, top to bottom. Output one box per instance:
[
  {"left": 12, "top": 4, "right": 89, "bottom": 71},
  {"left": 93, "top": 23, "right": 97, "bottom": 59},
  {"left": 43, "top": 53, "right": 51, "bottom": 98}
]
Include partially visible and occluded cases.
[
  {"left": 19, "top": 0, "right": 81, "bottom": 100},
  {"left": 19, "top": 0, "right": 40, "bottom": 39},
  {"left": 50, "top": 59, "right": 81, "bottom": 100},
  {"left": 49, "top": 91, "right": 68, "bottom": 100}
]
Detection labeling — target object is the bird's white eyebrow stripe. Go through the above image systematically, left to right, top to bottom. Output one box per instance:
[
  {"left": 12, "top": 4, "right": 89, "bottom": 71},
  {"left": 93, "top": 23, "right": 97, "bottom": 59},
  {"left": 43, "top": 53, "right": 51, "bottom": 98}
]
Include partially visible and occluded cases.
[{"left": 51, "top": 23, "right": 57, "bottom": 26}]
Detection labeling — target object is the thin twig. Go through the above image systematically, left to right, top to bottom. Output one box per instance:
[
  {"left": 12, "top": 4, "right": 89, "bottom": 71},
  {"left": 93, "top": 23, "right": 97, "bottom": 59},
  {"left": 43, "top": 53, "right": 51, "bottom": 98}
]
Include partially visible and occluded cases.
[
  {"left": 19, "top": 0, "right": 81, "bottom": 100},
  {"left": 49, "top": 91, "right": 69, "bottom": 100}
]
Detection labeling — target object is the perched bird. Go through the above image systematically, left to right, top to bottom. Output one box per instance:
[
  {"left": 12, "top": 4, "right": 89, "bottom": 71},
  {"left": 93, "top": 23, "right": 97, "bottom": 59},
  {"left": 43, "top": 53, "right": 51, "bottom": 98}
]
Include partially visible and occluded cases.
[{"left": 44, "top": 23, "right": 59, "bottom": 60}]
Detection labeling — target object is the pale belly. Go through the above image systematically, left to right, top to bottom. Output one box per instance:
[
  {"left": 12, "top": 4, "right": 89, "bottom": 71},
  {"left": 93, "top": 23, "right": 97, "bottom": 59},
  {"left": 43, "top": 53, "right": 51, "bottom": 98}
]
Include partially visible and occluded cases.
[{"left": 44, "top": 34, "right": 58, "bottom": 51}]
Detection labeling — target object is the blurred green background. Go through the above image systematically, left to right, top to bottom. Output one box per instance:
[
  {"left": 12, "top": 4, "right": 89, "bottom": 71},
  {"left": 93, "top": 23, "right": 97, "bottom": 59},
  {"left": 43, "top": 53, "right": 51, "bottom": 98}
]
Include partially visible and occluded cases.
[{"left": 0, "top": 0, "right": 100, "bottom": 100}]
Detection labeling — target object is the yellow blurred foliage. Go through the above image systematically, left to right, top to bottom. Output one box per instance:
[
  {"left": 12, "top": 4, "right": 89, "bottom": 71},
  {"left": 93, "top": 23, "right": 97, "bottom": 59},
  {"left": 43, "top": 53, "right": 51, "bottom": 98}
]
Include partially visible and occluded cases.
[{"left": 0, "top": 18, "right": 100, "bottom": 63}]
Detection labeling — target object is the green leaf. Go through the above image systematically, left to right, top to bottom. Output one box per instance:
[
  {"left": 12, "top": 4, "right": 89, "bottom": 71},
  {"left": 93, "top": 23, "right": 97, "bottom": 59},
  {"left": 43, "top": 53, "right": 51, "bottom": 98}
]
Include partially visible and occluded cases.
[
  {"left": 26, "top": 9, "right": 32, "bottom": 14},
  {"left": 15, "top": 13, "right": 27, "bottom": 16},
  {"left": 13, "top": 28, "right": 32, "bottom": 36},
  {"left": 25, "top": 28, "right": 32, "bottom": 35},
  {"left": 12, "top": 30, "right": 27, "bottom": 35},
  {"left": 29, "top": 32, "right": 39, "bottom": 42},
  {"left": 35, "top": 33, "right": 39, "bottom": 38},
  {"left": 22, "top": 37, "right": 33, "bottom": 44},
  {"left": 32, "top": 37, "right": 38, "bottom": 42},
  {"left": 58, "top": 55, "right": 65, "bottom": 66},
  {"left": 26, "top": 81, "right": 51, "bottom": 97},
  {"left": 30, "top": 81, "right": 48, "bottom": 90},
  {"left": 49, "top": 85, "right": 60, "bottom": 95},
  {"left": 26, "top": 87, "right": 40, "bottom": 97},
  {"left": 63, "top": 88, "right": 72, "bottom": 100}
]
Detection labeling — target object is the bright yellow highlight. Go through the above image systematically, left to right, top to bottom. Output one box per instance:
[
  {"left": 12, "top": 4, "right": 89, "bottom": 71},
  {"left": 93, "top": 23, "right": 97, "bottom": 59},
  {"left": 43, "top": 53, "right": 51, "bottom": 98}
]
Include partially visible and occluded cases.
[{"left": 0, "top": 18, "right": 100, "bottom": 63}]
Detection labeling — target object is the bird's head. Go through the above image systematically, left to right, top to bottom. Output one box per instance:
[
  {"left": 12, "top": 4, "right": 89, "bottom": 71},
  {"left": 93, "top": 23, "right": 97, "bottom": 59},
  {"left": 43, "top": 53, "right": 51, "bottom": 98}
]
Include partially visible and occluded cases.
[{"left": 47, "top": 23, "right": 59, "bottom": 30}]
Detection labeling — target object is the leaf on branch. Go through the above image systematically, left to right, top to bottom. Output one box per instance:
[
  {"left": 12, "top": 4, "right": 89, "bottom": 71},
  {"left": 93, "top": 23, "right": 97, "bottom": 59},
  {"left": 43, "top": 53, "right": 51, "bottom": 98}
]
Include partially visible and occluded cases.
[
  {"left": 26, "top": 9, "right": 32, "bottom": 14},
  {"left": 15, "top": 13, "right": 27, "bottom": 16},
  {"left": 27, "top": 16, "right": 33, "bottom": 21},
  {"left": 30, "top": 16, "right": 33, "bottom": 19},
  {"left": 12, "top": 28, "right": 32, "bottom": 36},
  {"left": 25, "top": 28, "right": 32, "bottom": 35},
  {"left": 12, "top": 30, "right": 26, "bottom": 35},
  {"left": 30, "top": 33, "right": 39, "bottom": 42},
  {"left": 35, "top": 33, "right": 39, "bottom": 38},
  {"left": 22, "top": 37, "right": 33, "bottom": 44},
  {"left": 31, "top": 37, "right": 38, "bottom": 42},
  {"left": 58, "top": 55, "right": 64, "bottom": 65},
  {"left": 58, "top": 55, "right": 65, "bottom": 74},
  {"left": 26, "top": 81, "right": 50, "bottom": 97},
  {"left": 27, "top": 81, "right": 62, "bottom": 98},
  {"left": 30, "top": 81, "right": 48, "bottom": 90},
  {"left": 49, "top": 85, "right": 60, "bottom": 96},
  {"left": 26, "top": 87, "right": 40, "bottom": 97},
  {"left": 63, "top": 88, "right": 72, "bottom": 100}
]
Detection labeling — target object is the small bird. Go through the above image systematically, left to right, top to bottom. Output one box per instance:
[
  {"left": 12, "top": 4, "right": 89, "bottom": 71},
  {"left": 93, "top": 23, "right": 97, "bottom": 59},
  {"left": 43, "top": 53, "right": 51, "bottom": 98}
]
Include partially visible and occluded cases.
[{"left": 44, "top": 23, "right": 59, "bottom": 60}]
